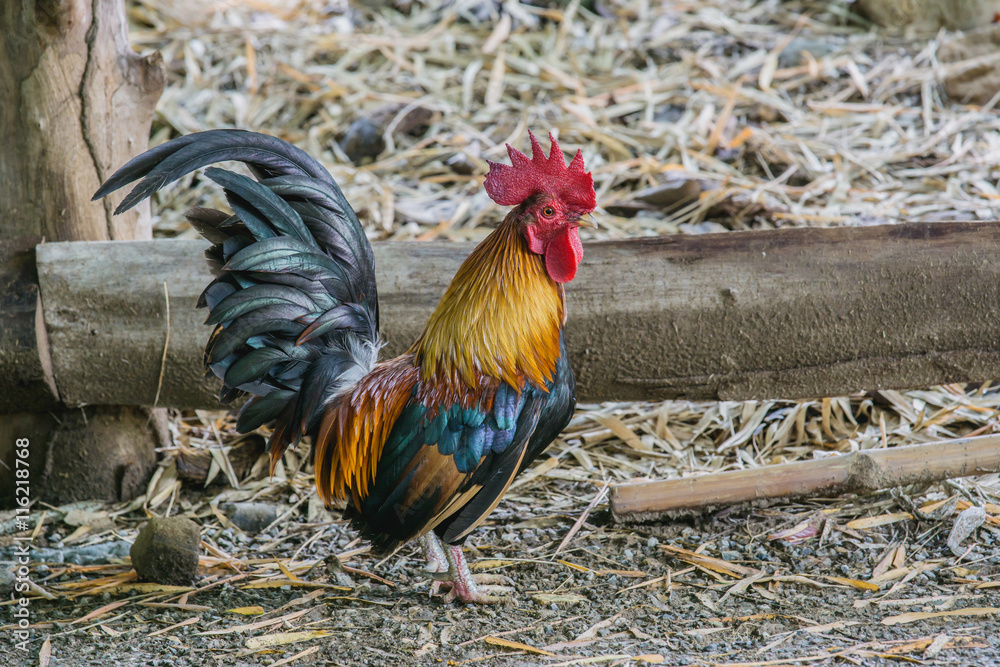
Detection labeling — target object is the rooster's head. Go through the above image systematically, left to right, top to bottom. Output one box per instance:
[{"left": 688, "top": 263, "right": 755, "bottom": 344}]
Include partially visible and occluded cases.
[{"left": 484, "top": 131, "right": 596, "bottom": 283}]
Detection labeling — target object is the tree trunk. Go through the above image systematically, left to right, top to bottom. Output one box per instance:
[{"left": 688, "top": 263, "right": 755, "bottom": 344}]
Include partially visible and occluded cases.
[
  {"left": 0, "top": 0, "right": 165, "bottom": 506},
  {"left": 0, "top": 237, "right": 58, "bottom": 413}
]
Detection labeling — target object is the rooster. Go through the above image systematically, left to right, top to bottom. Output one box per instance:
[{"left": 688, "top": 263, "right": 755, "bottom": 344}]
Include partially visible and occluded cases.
[{"left": 95, "top": 129, "right": 596, "bottom": 603}]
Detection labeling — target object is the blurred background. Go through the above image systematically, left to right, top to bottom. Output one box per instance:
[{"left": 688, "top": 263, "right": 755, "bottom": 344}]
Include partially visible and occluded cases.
[{"left": 137, "top": 0, "right": 1000, "bottom": 246}]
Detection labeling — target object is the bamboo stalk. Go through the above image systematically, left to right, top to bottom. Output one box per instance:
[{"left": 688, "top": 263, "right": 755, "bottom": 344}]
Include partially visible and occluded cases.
[{"left": 610, "top": 434, "right": 1000, "bottom": 522}]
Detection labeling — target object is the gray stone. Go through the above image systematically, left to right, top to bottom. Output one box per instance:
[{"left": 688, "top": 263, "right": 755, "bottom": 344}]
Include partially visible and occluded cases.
[
  {"left": 340, "top": 117, "right": 385, "bottom": 165},
  {"left": 222, "top": 502, "right": 279, "bottom": 534},
  {"left": 130, "top": 517, "right": 201, "bottom": 586},
  {"left": 0, "top": 565, "right": 14, "bottom": 597}
]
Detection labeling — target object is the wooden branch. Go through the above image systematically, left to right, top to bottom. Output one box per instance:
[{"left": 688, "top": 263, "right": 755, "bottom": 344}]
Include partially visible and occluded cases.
[
  {"left": 15, "top": 220, "right": 1000, "bottom": 412},
  {"left": 610, "top": 434, "right": 1000, "bottom": 522}
]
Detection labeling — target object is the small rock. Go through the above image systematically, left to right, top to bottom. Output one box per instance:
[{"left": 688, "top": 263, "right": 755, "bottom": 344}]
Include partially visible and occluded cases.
[
  {"left": 339, "top": 104, "right": 435, "bottom": 166},
  {"left": 340, "top": 117, "right": 385, "bottom": 165},
  {"left": 222, "top": 502, "right": 278, "bottom": 534},
  {"left": 131, "top": 517, "right": 201, "bottom": 586},
  {"left": 721, "top": 550, "right": 741, "bottom": 562},
  {"left": 324, "top": 554, "right": 355, "bottom": 588},
  {"left": 0, "top": 566, "right": 15, "bottom": 597}
]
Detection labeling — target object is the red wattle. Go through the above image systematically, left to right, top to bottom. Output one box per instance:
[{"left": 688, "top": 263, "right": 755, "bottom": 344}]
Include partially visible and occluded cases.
[
  {"left": 524, "top": 224, "right": 546, "bottom": 255},
  {"left": 543, "top": 226, "right": 583, "bottom": 283}
]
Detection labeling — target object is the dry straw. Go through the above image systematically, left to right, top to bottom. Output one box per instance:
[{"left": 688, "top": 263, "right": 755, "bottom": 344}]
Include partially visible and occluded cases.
[{"left": 123, "top": 0, "right": 1000, "bottom": 530}]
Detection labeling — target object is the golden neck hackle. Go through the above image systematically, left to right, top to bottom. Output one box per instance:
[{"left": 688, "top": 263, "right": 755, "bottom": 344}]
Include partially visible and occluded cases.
[{"left": 411, "top": 210, "right": 564, "bottom": 393}]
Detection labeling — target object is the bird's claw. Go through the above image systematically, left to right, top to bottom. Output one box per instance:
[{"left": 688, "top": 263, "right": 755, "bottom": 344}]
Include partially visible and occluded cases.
[
  {"left": 418, "top": 539, "right": 517, "bottom": 604},
  {"left": 469, "top": 573, "right": 515, "bottom": 587},
  {"left": 428, "top": 574, "right": 514, "bottom": 599},
  {"left": 437, "top": 574, "right": 516, "bottom": 605}
]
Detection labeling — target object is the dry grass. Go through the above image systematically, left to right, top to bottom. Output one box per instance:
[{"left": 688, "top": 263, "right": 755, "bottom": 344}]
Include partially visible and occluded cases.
[
  {"left": 123, "top": 0, "right": 1000, "bottom": 505},
  {"left": 132, "top": 0, "right": 1000, "bottom": 241}
]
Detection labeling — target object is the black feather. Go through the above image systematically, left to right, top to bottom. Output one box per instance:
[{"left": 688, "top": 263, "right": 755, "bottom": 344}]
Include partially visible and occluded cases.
[
  {"left": 94, "top": 129, "right": 335, "bottom": 212},
  {"left": 95, "top": 129, "right": 381, "bottom": 502},
  {"left": 206, "top": 168, "right": 314, "bottom": 244},
  {"left": 185, "top": 207, "right": 232, "bottom": 243},
  {"left": 206, "top": 284, "right": 316, "bottom": 325},
  {"left": 237, "top": 390, "right": 297, "bottom": 432}
]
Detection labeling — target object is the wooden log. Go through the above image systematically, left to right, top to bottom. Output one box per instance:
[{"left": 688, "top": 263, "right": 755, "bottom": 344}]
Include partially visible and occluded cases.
[
  {"left": 855, "top": 0, "right": 1000, "bottom": 32},
  {"left": 26, "top": 220, "right": 1000, "bottom": 411},
  {"left": 0, "top": 237, "right": 59, "bottom": 412},
  {"left": 36, "top": 239, "right": 217, "bottom": 410},
  {"left": 610, "top": 434, "right": 1000, "bottom": 522}
]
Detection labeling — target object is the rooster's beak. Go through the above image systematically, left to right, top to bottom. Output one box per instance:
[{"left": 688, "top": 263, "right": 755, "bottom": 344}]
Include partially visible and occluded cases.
[{"left": 576, "top": 214, "right": 598, "bottom": 229}]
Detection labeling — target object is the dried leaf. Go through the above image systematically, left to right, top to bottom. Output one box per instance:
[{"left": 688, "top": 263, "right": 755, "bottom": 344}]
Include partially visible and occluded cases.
[
  {"left": 948, "top": 506, "right": 987, "bottom": 556},
  {"left": 768, "top": 512, "right": 825, "bottom": 543},
  {"left": 846, "top": 513, "right": 913, "bottom": 530},
  {"left": 824, "top": 576, "right": 880, "bottom": 592},
  {"left": 228, "top": 606, "right": 265, "bottom": 615},
  {"left": 882, "top": 607, "right": 1000, "bottom": 626},
  {"left": 245, "top": 630, "right": 332, "bottom": 650},
  {"left": 483, "top": 636, "right": 556, "bottom": 656},
  {"left": 38, "top": 638, "right": 51, "bottom": 667}
]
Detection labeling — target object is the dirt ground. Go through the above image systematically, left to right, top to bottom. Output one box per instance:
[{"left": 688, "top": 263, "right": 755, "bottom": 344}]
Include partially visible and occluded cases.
[
  {"left": 5, "top": 0, "right": 1000, "bottom": 664},
  {"left": 4, "top": 478, "right": 1000, "bottom": 666}
]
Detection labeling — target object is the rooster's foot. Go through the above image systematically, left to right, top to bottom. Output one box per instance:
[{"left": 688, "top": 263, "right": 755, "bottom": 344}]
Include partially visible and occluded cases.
[{"left": 435, "top": 544, "right": 515, "bottom": 604}]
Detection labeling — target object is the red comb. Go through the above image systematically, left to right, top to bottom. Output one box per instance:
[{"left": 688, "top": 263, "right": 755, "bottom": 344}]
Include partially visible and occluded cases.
[{"left": 484, "top": 131, "right": 596, "bottom": 213}]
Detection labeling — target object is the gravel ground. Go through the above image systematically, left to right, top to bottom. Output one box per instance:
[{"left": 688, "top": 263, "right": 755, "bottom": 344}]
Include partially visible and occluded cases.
[{"left": 3, "top": 483, "right": 1000, "bottom": 667}]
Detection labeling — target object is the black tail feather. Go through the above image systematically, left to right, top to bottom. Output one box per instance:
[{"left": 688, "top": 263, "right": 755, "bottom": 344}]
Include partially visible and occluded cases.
[
  {"left": 93, "top": 129, "right": 337, "bottom": 213},
  {"left": 96, "top": 129, "right": 380, "bottom": 459}
]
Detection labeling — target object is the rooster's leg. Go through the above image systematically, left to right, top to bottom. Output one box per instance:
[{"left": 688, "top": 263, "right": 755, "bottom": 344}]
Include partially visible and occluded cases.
[
  {"left": 419, "top": 532, "right": 449, "bottom": 595},
  {"left": 419, "top": 532, "right": 449, "bottom": 573},
  {"left": 435, "top": 545, "right": 515, "bottom": 605}
]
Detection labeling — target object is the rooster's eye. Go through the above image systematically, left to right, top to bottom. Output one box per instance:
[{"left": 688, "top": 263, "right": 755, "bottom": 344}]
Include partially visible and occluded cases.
[{"left": 541, "top": 206, "right": 555, "bottom": 218}]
